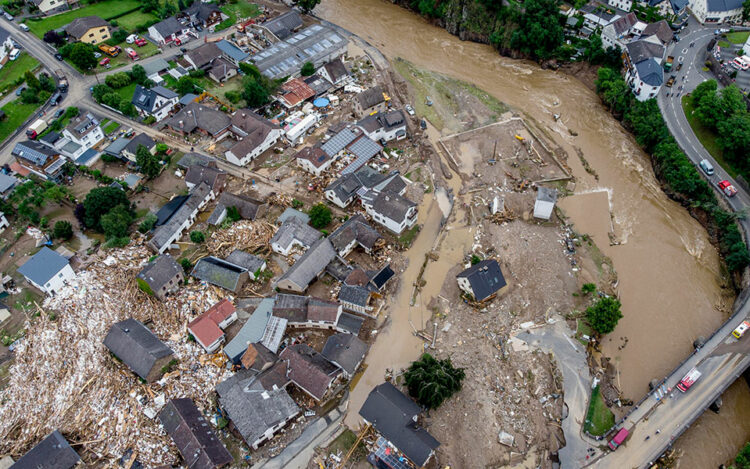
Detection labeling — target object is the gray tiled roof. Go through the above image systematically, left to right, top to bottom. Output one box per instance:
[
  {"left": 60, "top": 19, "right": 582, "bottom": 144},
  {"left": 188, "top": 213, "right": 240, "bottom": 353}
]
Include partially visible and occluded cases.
[
  {"left": 707, "top": 0, "right": 743, "bottom": 11},
  {"left": 262, "top": 10, "right": 303, "bottom": 39},
  {"left": 151, "top": 17, "right": 183, "bottom": 38},
  {"left": 626, "top": 39, "right": 665, "bottom": 63},
  {"left": 187, "top": 42, "right": 222, "bottom": 69},
  {"left": 322, "top": 58, "right": 348, "bottom": 83},
  {"left": 635, "top": 58, "right": 664, "bottom": 86},
  {"left": 356, "top": 86, "right": 385, "bottom": 110},
  {"left": 165, "top": 102, "right": 231, "bottom": 136},
  {"left": 124, "top": 132, "right": 156, "bottom": 155},
  {"left": 177, "top": 152, "right": 215, "bottom": 169},
  {"left": 0, "top": 172, "right": 17, "bottom": 193},
  {"left": 149, "top": 182, "right": 211, "bottom": 252},
  {"left": 369, "top": 191, "right": 416, "bottom": 223},
  {"left": 207, "top": 192, "right": 265, "bottom": 224},
  {"left": 277, "top": 207, "right": 310, "bottom": 225},
  {"left": 329, "top": 214, "right": 381, "bottom": 254},
  {"left": 270, "top": 217, "right": 321, "bottom": 252},
  {"left": 276, "top": 238, "right": 336, "bottom": 291},
  {"left": 18, "top": 246, "right": 69, "bottom": 287},
  {"left": 226, "top": 250, "right": 265, "bottom": 274},
  {"left": 137, "top": 254, "right": 181, "bottom": 292},
  {"left": 191, "top": 256, "right": 246, "bottom": 291},
  {"left": 456, "top": 259, "right": 507, "bottom": 301},
  {"left": 338, "top": 284, "right": 370, "bottom": 307},
  {"left": 336, "top": 312, "right": 364, "bottom": 335},
  {"left": 103, "top": 318, "right": 174, "bottom": 381},
  {"left": 322, "top": 333, "right": 368, "bottom": 375},
  {"left": 280, "top": 344, "right": 341, "bottom": 400},
  {"left": 11, "top": 430, "right": 80, "bottom": 469}
]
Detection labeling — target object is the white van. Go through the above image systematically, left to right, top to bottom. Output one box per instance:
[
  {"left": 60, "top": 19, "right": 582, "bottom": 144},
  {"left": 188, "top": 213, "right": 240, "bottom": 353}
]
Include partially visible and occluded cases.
[
  {"left": 19, "top": 23, "right": 29, "bottom": 32},
  {"left": 126, "top": 34, "right": 137, "bottom": 44},
  {"left": 9, "top": 49, "right": 20, "bottom": 61},
  {"left": 699, "top": 159, "right": 714, "bottom": 175}
]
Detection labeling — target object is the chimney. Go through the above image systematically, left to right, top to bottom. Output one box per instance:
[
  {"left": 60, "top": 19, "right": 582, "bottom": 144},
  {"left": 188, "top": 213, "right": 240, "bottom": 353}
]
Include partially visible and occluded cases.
[{"left": 179, "top": 120, "right": 184, "bottom": 128}]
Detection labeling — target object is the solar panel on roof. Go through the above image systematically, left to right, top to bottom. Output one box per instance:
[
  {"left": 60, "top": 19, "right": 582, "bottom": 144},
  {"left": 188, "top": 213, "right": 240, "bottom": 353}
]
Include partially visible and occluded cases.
[
  {"left": 330, "top": 35, "right": 342, "bottom": 43},
  {"left": 321, "top": 39, "right": 332, "bottom": 48}
]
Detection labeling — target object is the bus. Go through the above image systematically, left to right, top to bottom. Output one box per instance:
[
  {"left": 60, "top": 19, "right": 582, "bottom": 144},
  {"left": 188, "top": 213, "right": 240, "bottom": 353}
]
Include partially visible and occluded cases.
[
  {"left": 677, "top": 368, "right": 702, "bottom": 392},
  {"left": 608, "top": 428, "right": 629, "bottom": 450}
]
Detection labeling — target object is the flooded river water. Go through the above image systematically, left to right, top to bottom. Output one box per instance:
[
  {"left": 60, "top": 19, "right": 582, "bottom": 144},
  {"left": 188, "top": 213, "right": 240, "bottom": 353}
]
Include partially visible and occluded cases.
[{"left": 319, "top": 0, "right": 750, "bottom": 464}]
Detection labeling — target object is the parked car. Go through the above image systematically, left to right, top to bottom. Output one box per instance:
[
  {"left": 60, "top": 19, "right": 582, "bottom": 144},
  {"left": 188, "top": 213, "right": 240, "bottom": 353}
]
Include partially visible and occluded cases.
[
  {"left": 4, "top": 12, "right": 13, "bottom": 21},
  {"left": 19, "top": 23, "right": 29, "bottom": 32},
  {"left": 126, "top": 34, "right": 137, "bottom": 44},
  {"left": 135, "top": 37, "right": 147, "bottom": 47},
  {"left": 179, "top": 47, "right": 187, "bottom": 53},
  {"left": 9, "top": 49, "right": 19, "bottom": 61},
  {"left": 93, "top": 51, "right": 101, "bottom": 58},
  {"left": 54, "top": 53, "right": 63, "bottom": 61},
  {"left": 99, "top": 57, "right": 110, "bottom": 66},
  {"left": 676, "top": 62, "right": 683, "bottom": 71},
  {"left": 15, "top": 86, "right": 24, "bottom": 96},
  {"left": 49, "top": 92, "right": 61, "bottom": 106},
  {"left": 405, "top": 104, "right": 415, "bottom": 116},
  {"left": 53, "top": 109, "right": 64, "bottom": 119},
  {"left": 420, "top": 119, "right": 427, "bottom": 130},
  {"left": 699, "top": 159, "right": 714, "bottom": 175},
  {"left": 718, "top": 180, "right": 737, "bottom": 197},
  {"left": 733, "top": 320, "right": 750, "bottom": 339}
]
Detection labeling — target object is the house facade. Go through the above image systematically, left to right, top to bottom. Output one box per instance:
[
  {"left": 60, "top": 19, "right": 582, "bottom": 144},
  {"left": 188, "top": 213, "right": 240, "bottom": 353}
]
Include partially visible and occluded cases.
[
  {"left": 30, "top": 0, "right": 71, "bottom": 15},
  {"left": 689, "top": 0, "right": 743, "bottom": 22},
  {"left": 65, "top": 16, "right": 110, "bottom": 44},
  {"left": 148, "top": 17, "right": 189, "bottom": 45},
  {"left": 0, "top": 27, "right": 14, "bottom": 65},
  {"left": 624, "top": 37, "right": 665, "bottom": 101},
  {"left": 132, "top": 85, "right": 179, "bottom": 121},
  {"left": 354, "top": 85, "right": 388, "bottom": 117},
  {"left": 225, "top": 110, "right": 283, "bottom": 166},
  {"left": 357, "top": 110, "right": 407, "bottom": 143},
  {"left": 62, "top": 113, "right": 104, "bottom": 150},
  {"left": 12, "top": 141, "right": 66, "bottom": 182},
  {"left": 148, "top": 182, "right": 215, "bottom": 253},
  {"left": 362, "top": 191, "right": 418, "bottom": 235},
  {"left": 18, "top": 246, "right": 75, "bottom": 295},
  {"left": 137, "top": 254, "right": 184, "bottom": 300},
  {"left": 456, "top": 259, "right": 508, "bottom": 302},
  {"left": 188, "top": 299, "right": 238, "bottom": 352},
  {"left": 103, "top": 318, "right": 174, "bottom": 382}
]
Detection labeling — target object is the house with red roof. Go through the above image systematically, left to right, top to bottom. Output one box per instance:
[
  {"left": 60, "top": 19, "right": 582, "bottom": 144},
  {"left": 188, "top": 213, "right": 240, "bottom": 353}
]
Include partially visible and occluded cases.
[
  {"left": 278, "top": 78, "right": 315, "bottom": 108},
  {"left": 188, "top": 299, "right": 238, "bottom": 352}
]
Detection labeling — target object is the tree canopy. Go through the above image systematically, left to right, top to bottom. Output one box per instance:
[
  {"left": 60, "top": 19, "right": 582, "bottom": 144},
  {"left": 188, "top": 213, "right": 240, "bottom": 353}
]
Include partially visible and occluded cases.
[
  {"left": 296, "top": 0, "right": 321, "bottom": 13},
  {"left": 509, "top": 0, "right": 564, "bottom": 60},
  {"left": 69, "top": 43, "right": 97, "bottom": 70},
  {"left": 300, "top": 61, "right": 315, "bottom": 76},
  {"left": 135, "top": 145, "right": 162, "bottom": 178},
  {"left": 82, "top": 186, "right": 130, "bottom": 231},
  {"left": 308, "top": 203, "right": 332, "bottom": 229},
  {"left": 100, "top": 205, "right": 133, "bottom": 239},
  {"left": 52, "top": 220, "right": 73, "bottom": 240},
  {"left": 586, "top": 296, "right": 623, "bottom": 335},
  {"left": 404, "top": 353, "right": 465, "bottom": 409}
]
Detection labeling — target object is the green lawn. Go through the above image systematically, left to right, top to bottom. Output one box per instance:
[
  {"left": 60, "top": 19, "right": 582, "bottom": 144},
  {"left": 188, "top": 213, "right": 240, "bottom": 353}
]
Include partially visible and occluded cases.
[
  {"left": 26, "top": 0, "right": 142, "bottom": 38},
  {"left": 217, "top": 1, "right": 261, "bottom": 31},
  {"left": 115, "top": 10, "right": 159, "bottom": 31},
  {"left": 726, "top": 31, "right": 750, "bottom": 45},
  {"left": 718, "top": 40, "right": 731, "bottom": 49},
  {"left": 103, "top": 42, "right": 160, "bottom": 70},
  {"left": 0, "top": 53, "right": 40, "bottom": 94},
  {"left": 115, "top": 82, "right": 137, "bottom": 102},
  {"left": 681, "top": 95, "right": 737, "bottom": 178},
  {"left": 0, "top": 99, "right": 41, "bottom": 144},
  {"left": 103, "top": 120, "right": 120, "bottom": 134},
  {"left": 584, "top": 386, "right": 615, "bottom": 436}
]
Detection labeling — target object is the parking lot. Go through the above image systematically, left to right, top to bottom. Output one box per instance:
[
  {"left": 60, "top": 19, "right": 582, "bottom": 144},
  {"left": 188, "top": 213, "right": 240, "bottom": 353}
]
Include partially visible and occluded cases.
[{"left": 715, "top": 42, "right": 750, "bottom": 92}]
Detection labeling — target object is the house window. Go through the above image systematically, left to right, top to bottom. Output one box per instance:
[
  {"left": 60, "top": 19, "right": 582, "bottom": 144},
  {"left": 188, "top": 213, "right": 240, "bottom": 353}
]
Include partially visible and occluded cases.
[
  {"left": 99, "top": 28, "right": 105, "bottom": 33},
  {"left": 89, "top": 33, "right": 94, "bottom": 37},
  {"left": 58, "top": 273, "right": 63, "bottom": 278}
]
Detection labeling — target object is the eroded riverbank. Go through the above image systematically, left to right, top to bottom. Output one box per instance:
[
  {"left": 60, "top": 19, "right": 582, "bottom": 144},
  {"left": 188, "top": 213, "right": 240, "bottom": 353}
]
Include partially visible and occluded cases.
[{"left": 319, "top": 0, "right": 747, "bottom": 466}]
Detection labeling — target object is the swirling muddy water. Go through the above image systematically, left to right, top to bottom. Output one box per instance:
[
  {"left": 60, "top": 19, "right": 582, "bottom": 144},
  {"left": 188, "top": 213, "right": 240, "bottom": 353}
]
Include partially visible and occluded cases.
[{"left": 319, "top": 0, "right": 749, "bottom": 464}]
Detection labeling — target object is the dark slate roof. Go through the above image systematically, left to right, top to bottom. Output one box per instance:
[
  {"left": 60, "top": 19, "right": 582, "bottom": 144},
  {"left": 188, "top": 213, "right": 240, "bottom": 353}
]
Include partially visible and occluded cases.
[
  {"left": 707, "top": 0, "right": 743, "bottom": 10},
  {"left": 185, "top": 1, "right": 222, "bottom": 22},
  {"left": 262, "top": 10, "right": 303, "bottom": 39},
  {"left": 65, "top": 15, "right": 108, "bottom": 39},
  {"left": 151, "top": 17, "right": 183, "bottom": 38},
  {"left": 642, "top": 20, "right": 672, "bottom": 44},
  {"left": 0, "top": 26, "right": 10, "bottom": 44},
  {"left": 626, "top": 39, "right": 665, "bottom": 63},
  {"left": 187, "top": 42, "right": 222, "bottom": 69},
  {"left": 322, "top": 58, "right": 348, "bottom": 83},
  {"left": 635, "top": 58, "right": 664, "bottom": 86},
  {"left": 132, "top": 85, "right": 177, "bottom": 113},
  {"left": 357, "top": 86, "right": 385, "bottom": 110},
  {"left": 165, "top": 102, "right": 231, "bottom": 136},
  {"left": 230, "top": 110, "right": 279, "bottom": 148},
  {"left": 39, "top": 131, "right": 62, "bottom": 146},
  {"left": 124, "top": 132, "right": 156, "bottom": 155},
  {"left": 103, "top": 137, "right": 131, "bottom": 157},
  {"left": 12, "top": 141, "right": 58, "bottom": 167},
  {"left": 177, "top": 152, "right": 215, "bottom": 169},
  {"left": 185, "top": 164, "right": 226, "bottom": 189},
  {"left": 325, "top": 166, "right": 388, "bottom": 203},
  {"left": 0, "top": 172, "right": 17, "bottom": 193},
  {"left": 149, "top": 183, "right": 212, "bottom": 252},
  {"left": 369, "top": 191, "right": 416, "bottom": 222},
  {"left": 207, "top": 192, "right": 265, "bottom": 225},
  {"left": 155, "top": 194, "right": 189, "bottom": 226},
  {"left": 329, "top": 214, "right": 382, "bottom": 254},
  {"left": 270, "top": 217, "right": 321, "bottom": 252},
  {"left": 276, "top": 238, "right": 337, "bottom": 290},
  {"left": 18, "top": 246, "right": 69, "bottom": 287},
  {"left": 225, "top": 250, "right": 265, "bottom": 274},
  {"left": 137, "top": 254, "right": 182, "bottom": 291},
  {"left": 191, "top": 256, "right": 246, "bottom": 292},
  {"left": 456, "top": 259, "right": 507, "bottom": 301},
  {"left": 369, "top": 264, "right": 395, "bottom": 291},
  {"left": 339, "top": 284, "right": 370, "bottom": 307},
  {"left": 272, "top": 293, "right": 308, "bottom": 323},
  {"left": 336, "top": 312, "right": 364, "bottom": 335},
  {"left": 103, "top": 318, "right": 174, "bottom": 381},
  {"left": 322, "top": 333, "right": 367, "bottom": 375},
  {"left": 280, "top": 344, "right": 341, "bottom": 400},
  {"left": 216, "top": 375, "right": 299, "bottom": 447},
  {"left": 359, "top": 382, "right": 440, "bottom": 467},
  {"left": 158, "top": 398, "right": 233, "bottom": 469},
  {"left": 10, "top": 430, "right": 80, "bottom": 469}
]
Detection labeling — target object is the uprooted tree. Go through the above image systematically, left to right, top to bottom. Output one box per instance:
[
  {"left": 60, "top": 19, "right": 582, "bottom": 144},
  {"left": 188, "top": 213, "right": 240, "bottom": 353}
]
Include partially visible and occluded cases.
[{"left": 403, "top": 353, "right": 465, "bottom": 409}]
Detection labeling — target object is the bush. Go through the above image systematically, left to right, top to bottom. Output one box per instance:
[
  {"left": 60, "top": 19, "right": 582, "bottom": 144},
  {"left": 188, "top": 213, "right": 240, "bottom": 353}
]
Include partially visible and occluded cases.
[
  {"left": 300, "top": 61, "right": 315, "bottom": 76},
  {"left": 105, "top": 72, "right": 131, "bottom": 89},
  {"left": 225, "top": 90, "right": 241, "bottom": 104},
  {"left": 143, "top": 115, "right": 156, "bottom": 125},
  {"left": 101, "top": 153, "right": 119, "bottom": 163},
  {"left": 291, "top": 198, "right": 303, "bottom": 209},
  {"left": 308, "top": 203, "right": 332, "bottom": 229},
  {"left": 226, "top": 205, "right": 241, "bottom": 222},
  {"left": 138, "top": 213, "right": 157, "bottom": 233},
  {"left": 52, "top": 220, "right": 73, "bottom": 240},
  {"left": 190, "top": 230, "right": 205, "bottom": 243},
  {"left": 470, "top": 254, "right": 481, "bottom": 265},
  {"left": 180, "top": 258, "right": 193, "bottom": 272},
  {"left": 586, "top": 296, "right": 623, "bottom": 335},
  {"left": 404, "top": 353, "right": 465, "bottom": 409}
]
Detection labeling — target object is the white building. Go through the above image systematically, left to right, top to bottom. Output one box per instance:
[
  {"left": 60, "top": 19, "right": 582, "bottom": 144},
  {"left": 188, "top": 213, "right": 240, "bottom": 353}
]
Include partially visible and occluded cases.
[
  {"left": 608, "top": 0, "right": 633, "bottom": 10},
  {"left": 689, "top": 0, "right": 743, "bottom": 23},
  {"left": 0, "top": 27, "right": 15, "bottom": 65},
  {"left": 624, "top": 37, "right": 666, "bottom": 101},
  {"left": 131, "top": 85, "right": 179, "bottom": 122},
  {"left": 225, "top": 110, "right": 283, "bottom": 167},
  {"left": 357, "top": 110, "right": 407, "bottom": 143},
  {"left": 62, "top": 113, "right": 104, "bottom": 150},
  {"left": 285, "top": 113, "right": 319, "bottom": 145},
  {"left": 295, "top": 146, "right": 332, "bottom": 176},
  {"left": 148, "top": 182, "right": 215, "bottom": 253},
  {"left": 533, "top": 187, "right": 558, "bottom": 220},
  {"left": 362, "top": 191, "right": 418, "bottom": 235},
  {"left": 0, "top": 212, "right": 8, "bottom": 232},
  {"left": 18, "top": 246, "right": 75, "bottom": 295}
]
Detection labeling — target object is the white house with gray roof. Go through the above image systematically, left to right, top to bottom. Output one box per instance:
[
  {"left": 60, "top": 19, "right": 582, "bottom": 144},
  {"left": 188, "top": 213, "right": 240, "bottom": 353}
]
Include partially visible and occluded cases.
[
  {"left": 689, "top": 0, "right": 743, "bottom": 23},
  {"left": 148, "top": 17, "right": 190, "bottom": 45},
  {"left": 0, "top": 27, "right": 14, "bottom": 66},
  {"left": 625, "top": 36, "right": 666, "bottom": 101},
  {"left": 131, "top": 85, "right": 179, "bottom": 122},
  {"left": 357, "top": 110, "right": 407, "bottom": 143},
  {"left": 62, "top": 112, "right": 104, "bottom": 150},
  {"left": 148, "top": 182, "right": 215, "bottom": 253},
  {"left": 362, "top": 191, "right": 417, "bottom": 235},
  {"left": 271, "top": 217, "right": 321, "bottom": 256},
  {"left": 275, "top": 238, "right": 337, "bottom": 293},
  {"left": 18, "top": 246, "right": 75, "bottom": 295}
]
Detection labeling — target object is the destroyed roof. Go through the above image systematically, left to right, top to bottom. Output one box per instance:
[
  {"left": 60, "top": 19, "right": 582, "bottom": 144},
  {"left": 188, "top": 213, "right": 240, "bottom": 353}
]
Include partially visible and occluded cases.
[
  {"left": 185, "top": 1, "right": 222, "bottom": 22},
  {"left": 262, "top": 10, "right": 303, "bottom": 39},
  {"left": 65, "top": 15, "right": 108, "bottom": 38},
  {"left": 322, "top": 58, "right": 348, "bottom": 82},
  {"left": 303, "top": 74, "right": 331, "bottom": 96},
  {"left": 279, "top": 78, "right": 316, "bottom": 107},
  {"left": 357, "top": 85, "right": 385, "bottom": 110},
  {"left": 165, "top": 102, "right": 231, "bottom": 136},
  {"left": 124, "top": 132, "right": 156, "bottom": 154},
  {"left": 295, "top": 146, "right": 330, "bottom": 168},
  {"left": 177, "top": 152, "right": 216, "bottom": 169},
  {"left": 185, "top": 164, "right": 226, "bottom": 189},
  {"left": 149, "top": 182, "right": 212, "bottom": 252},
  {"left": 536, "top": 186, "right": 558, "bottom": 203},
  {"left": 369, "top": 191, "right": 416, "bottom": 222},
  {"left": 207, "top": 192, "right": 265, "bottom": 224},
  {"left": 277, "top": 207, "right": 310, "bottom": 225},
  {"left": 329, "top": 214, "right": 382, "bottom": 254},
  {"left": 270, "top": 217, "right": 321, "bottom": 252},
  {"left": 276, "top": 238, "right": 337, "bottom": 291},
  {"left": 18, "top": 246, "right": 70, "bottom": 287},
  {"left": 225, "top": 250, "right": 265, "bottom": 274},
  {"left": 137, "top": 254, "right": 182, "bottom": 291},
  {"left": 191, "top": 256, "right": 246, "bottom": 292},
  {"left": 456, "top": 259, "right": 507, "bottom": 301},
  {"left": 345, "top": 267, "right": 370, "bottom": 287},
  {"left": 339, "top": 284, "right": 370, "bottom": 307},
  {"left": 224, "top": 298, "right": 275, "bottom": 361},
  {"left": 336, "top": 312, "right": 365, "bottom": 335},
  {"left": 103, "top": 318, "right": 174, "bottom": 381},
  {"left": 322, "top": 333, "right": 368, "bottom": 375},
  {"left": 242, "top": 342, "right": 277, "bottom": 372},
  {"left": 280, "top": 344, "right": 341, "bottom": 400},
  {"left": 256, "top": 360, "right": 290, "bottom": 390},
  {"left": 216, "top": 377, "right": 299, "bottom": 447},
  {"left": 359, "top": 382, "right": 440, "bottom": 467},
  {"left": 158, "top": 398, "right": 233, "bottom": 469},
  {"left": 11, "top": 430, "right": 80, "bottom": 469}
]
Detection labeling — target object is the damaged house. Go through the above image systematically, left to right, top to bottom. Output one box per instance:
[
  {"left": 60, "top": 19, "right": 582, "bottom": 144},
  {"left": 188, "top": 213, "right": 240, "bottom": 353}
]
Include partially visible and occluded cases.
[
  {"left": 165, "top": 102, "right": 231, "bottom": 140},
  {"left": 148, "top": 182, "right": 215, "bottom": 253},
  {"left": 207, "top": 192, "right": 266, "bottom": 226},
  {"left": 328, "top": 214, "right": 382, "bottom": 257},
  {"left": 270, "top": 217, "right": 321, "bottom": 256},
  {"left": 275, "top": 238, "right": 337, "bottom": 293},
  {"left": 191, "top": 251, "right": 266, "bottom": 293},
  {"left": 136, "top": 254, "right": 184, "bottom": 300},
  {"left": 456, "top": 259, "right": 507, "bottom": 302},
  {"left": 272, "top": 294, "right": 342, "bottom": 330},
  {"left": 224, "top": 298, "right": 287, "bottom": 362},
  {"left": 188, "top": 299, "right": 238, "bottom": 353},
  {"left": 103, "top": 318, "right": 174, "bottom": 383},
  {"left": 321, "top": 333, "right": 368, "bottom": 379},
  {"left": 280, "top": 343, "right": 342, "bottom": 401},
  {"left": 10, "top": 430, "right": 80, "bottom": 469}
]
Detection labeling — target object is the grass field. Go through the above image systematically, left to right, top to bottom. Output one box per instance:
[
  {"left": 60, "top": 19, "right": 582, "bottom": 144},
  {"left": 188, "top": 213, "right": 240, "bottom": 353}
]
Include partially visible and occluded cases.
[
  {"left": 26, "top": 0, "right": 141, "bottom": 38},
  {"left": 217, "top": 1, "right": 261, "bottom": 31},
  {"left": 115, "top": 10, "right": 159, "bottom": 31},
  {"left": 726, "top": 31, "right": 750, "bottom": 45},
  {"left": 104, "top": 42, "right": 161, "bottom": 70},
  {"left": 0, "top": 53, "right": 40, "bottom": 93},
  {"left": 115, "top": 82, "right": 137, "bottom": 102},
  {"left": 681, "top": 95, "right": 737, "bottom": 178},
  {"left": 0, "top": 99, "right": 41, "bottom": 144},
  {"left": 103, "top": 120, "right": 120, "bottom": 134},
  {"left": 584, "top": 386, "right": 614, "bottom": 436}
]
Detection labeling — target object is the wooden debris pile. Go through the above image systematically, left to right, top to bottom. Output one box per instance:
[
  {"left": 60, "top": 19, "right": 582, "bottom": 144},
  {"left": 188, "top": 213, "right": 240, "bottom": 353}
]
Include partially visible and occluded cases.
[{"left": 206, "top": 220, "right": 276, "bottom": 258}]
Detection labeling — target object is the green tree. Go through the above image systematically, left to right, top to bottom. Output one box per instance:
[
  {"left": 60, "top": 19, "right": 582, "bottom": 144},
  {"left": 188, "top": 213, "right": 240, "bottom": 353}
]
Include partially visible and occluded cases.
[
  {"left": 296, "top": 0, "right": 321, "bottom": 13},
  {"left": 509, "top": 0, "right": 564, "bottom": 59},
  {"left": 743, "top": 0, "right": 750, "bottom": 20},
  {"left": 69, "top": 43, "right": 97, "bottom": 70},
  {"left": 300, "top": 61, "right": 315, "bottom": 76},
  {"left": 24, "top": 71, "right": 41, "bottom": 90},
  {"left": 105, "top": 72, "right": 131, "bottom": 89},
  {"left": 38, "top": 73, "right": 56, "bottom": 93},
  {"left": 176, "top": 76, "right": 198, "bottom": 95},
  {"left": 242, "top": 77, "right": 270, "bottom": 108},
  {"left": 19, "top": 88, "right": 39, "bottom": 104},
  {"left": 624, "top": 99, "right": 669, "bottom": 153},
  {"left": 718, "top": 113, "right": 750, "bottom": 163},
  {"left": 136, "top": 145, "right": 162, "bottom": 178},
  {"left": 83, "top": 186, "right": 130, "bottom": 230},
  {"left": 308, "top": 203, "right": 332, "bottom": 229},
  {"left": 100, "top": 204, "right": 133, "bottom": 239},
  {"left": 226, "top": 205, "right": 241, "bottom": 222},
  {"left": 138, "top": 213, "right": 157, "bottom": 233},
  {"left": 52, "top": 220, "right": 73, "bottom": 240},
  {"left": 190, "top": 230, "right": 205, "bottom": 243},
  {"left": 470, "top": 254, "right": 481, "bottom": 265},
  {"left": 180, "top": 258, "right": 192, "bottom": 272},
  {"left": 581, "top": 283, "right": 596, "bottom": 295},
  {"left": 586, "top": 296, "right": 623, "bottom": 335},
  {"left": 403, "top": 353, "right": 465, "bottom": 409},
  {"left": 734, "top": 441, "right": 750, "bottom": 468}
]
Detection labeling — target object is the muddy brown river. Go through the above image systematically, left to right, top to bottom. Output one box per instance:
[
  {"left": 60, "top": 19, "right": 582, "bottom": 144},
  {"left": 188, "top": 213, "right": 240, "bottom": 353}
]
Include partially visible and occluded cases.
[{"left": 318, "top": 0, "right": 750, "bottom": 465}]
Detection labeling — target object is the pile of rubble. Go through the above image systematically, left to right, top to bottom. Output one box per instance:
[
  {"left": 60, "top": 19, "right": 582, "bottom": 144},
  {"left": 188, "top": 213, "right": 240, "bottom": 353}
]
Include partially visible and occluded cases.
[
  {"left": 206, "top": 220, "right": 276, "bottom": 258},
  {"left": 0, "top": 240, "right": 232, "bottom": 466}
]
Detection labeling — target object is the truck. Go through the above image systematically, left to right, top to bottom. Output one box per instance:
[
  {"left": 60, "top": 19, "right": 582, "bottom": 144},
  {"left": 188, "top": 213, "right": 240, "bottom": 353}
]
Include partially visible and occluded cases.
[
  {"left": 98, "top": 44, "right": 121, "bottom": 57},
  {"left": 125, "top": 47, "right": 139, "bottom": 60},
  {"left": 664, "top": 56, "right": 674, "bottom": 71},
  {"left": 54, "top": 69, "right": 68, "bottom": 92},
  {"left": 666, "top": 75, "right": 676, "bottom": 87},
  {"left": 26, "top": 119, "right": 47, "bottom": 139},
  {"left": 718, "top": 180, "right": 737, "bottom": 197},
  {"left": 733, "top": 320, "right": 750, "bottom": 339},
  {"left": 676, "top": 367, "right": 702, "bottom": 392},
  {"left": 608, "top": 428, "right": 629, "bottom": 450}
]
